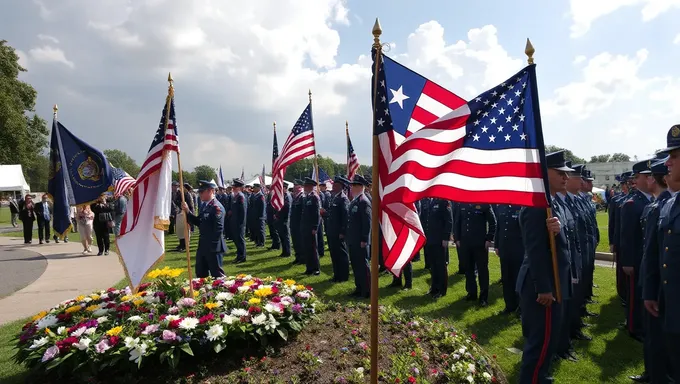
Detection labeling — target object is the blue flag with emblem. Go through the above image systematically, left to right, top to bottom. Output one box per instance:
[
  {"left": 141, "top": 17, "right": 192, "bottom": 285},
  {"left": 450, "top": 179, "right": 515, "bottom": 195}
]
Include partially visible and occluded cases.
[{"left": 47, "top": 118, "right": 114, "bottom": 237}]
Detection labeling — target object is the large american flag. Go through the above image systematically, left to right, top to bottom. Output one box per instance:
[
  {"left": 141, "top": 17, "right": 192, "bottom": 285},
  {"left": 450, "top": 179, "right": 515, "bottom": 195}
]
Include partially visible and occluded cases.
[
  {"left": 372, "top": 50, "right": 466, "bottom": 276},
  {"left": 382, "top": 65, "right": 549, "bottom": 208},
  {"left": 271, "top": 103, "right": 316, "bottom": 210},
  {"left": 347, "top": 130, "right": 360, "bottom": 180},
  {"left": 259, "top": 164, "right": 267, "bottom": 193},
  {"left": 112, "top": 167, "right": 136, "bottom": 198}
]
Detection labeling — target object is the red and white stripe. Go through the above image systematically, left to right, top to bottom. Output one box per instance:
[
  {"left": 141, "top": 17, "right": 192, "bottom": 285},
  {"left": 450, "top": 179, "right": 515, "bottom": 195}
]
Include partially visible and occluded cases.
[
  {"left": 271, "top": 130, "right": 315, "bottom": 210},
  {"left": 347, "top": 140, "right": 360, "bottom": 181},
  {"left": 114, "top": 176, "right": 136, "bottom": 198}
]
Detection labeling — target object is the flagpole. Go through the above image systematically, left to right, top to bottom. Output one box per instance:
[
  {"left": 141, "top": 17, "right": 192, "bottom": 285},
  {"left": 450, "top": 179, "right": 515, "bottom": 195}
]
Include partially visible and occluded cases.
[
  {"left": 369, "top": 18, "right": 382, "bottom": 384},
  {"left": 525, "top": 39, "right": 561, "bottom": 303},
  {"left": 168, "top": 73, "right": 194, "bottom": 298},
  {"left": 310, "top": 89, "right": 320, "bottom": 186},
  {"left": 345, "top": 120, "right": 350, "bottom": 176},
  {"left": 272, "top": 121, "right": 277, "bottom": 171}
]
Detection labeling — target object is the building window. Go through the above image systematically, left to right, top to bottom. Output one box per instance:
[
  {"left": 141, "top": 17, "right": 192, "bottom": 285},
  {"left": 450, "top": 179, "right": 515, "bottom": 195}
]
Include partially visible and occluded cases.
[{"left": 605, "top": 175, "right": 609, "bottom": 181}]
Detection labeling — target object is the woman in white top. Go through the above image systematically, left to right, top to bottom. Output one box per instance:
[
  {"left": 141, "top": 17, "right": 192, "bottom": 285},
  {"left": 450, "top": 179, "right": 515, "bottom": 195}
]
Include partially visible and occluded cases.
[{"left": 77, "top": 205, "right": 95, "bottom": 254}]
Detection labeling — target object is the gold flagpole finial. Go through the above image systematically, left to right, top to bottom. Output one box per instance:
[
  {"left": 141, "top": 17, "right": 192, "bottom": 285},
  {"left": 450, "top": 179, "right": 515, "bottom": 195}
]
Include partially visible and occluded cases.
[
  {"left": 373, "top": 18, "right": 382, "bottom": 47},
  {"left": 525, "top": 39, "right": 535, "bottom": 65},
  {"left": 167, "top": 72, "right": 175, "bottom": 97},
  {"left": 308, "top": 89, "right": 312, "bottom": 103},
  {"left": 53, "top": 104, "right": 58, "bottom": 118},
  {"left": 345, "top": 120, "right": 349, "bottom": 134},
  {"left": 273, "top": 121, "right": 277, "bottom": 132}
]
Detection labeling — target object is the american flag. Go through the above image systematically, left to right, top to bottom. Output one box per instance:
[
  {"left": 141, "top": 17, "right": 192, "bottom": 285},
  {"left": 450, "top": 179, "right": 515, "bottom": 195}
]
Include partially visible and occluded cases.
[
  {"left": 372, "top": 50, "right": 466, "bottom": 276},
  {"left": 382, "top": 65, "right": 549, "bottom": 208},
  {"left": 116, "top": 94, "right": 177, "bottom": 290},
  {"left": 271, "top": 103, "right": 316, "bottom": 210},
  {"left": 347, "top": 130, "right": 360, "bottom": 180},
  {"left": 259, "top": 164, "right": 267, "bottom": 193},
  {"left": 112, "top": 167, "right": 136, "bottom": 198},
  {"left": 240, "top": 167, "right": 244, "bottom": 181}
]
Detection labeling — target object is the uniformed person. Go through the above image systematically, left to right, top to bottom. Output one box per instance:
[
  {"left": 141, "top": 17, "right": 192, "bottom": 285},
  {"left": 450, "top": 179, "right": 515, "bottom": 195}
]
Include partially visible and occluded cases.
[
  {"left": 517, "top": 150, "right": 572, "bottom": 384},
  {"left": 620, "top": 160, "right": 654, "bottom": 341},
  {"left": 579, "top": 169, "right": 599, "bottom": 307},
  {"left": 614, "top": 171, "right": 635, "bottom": 315},
  {"left": 348, "top": 175, "right": 371, "bottom": 298},
  {"left": 326, "top": 176, "right": 351, "bottom": 282},
  {"left": 301, "top": 177, "right": 321, "bottom": 275},
  {"left": 229, "top": 178, "right": 248, "bottom": 264},
  {"left": 290, "top": 180, "right": 305, "bottom": 265},
  {"left": 169, "top": 181, "right": 178, "bottom": 235},
  {"left": 181, "top": 181, "right": 227, "bottom": 278},
  {"left": 174, "top": 182, "right": 194, "bottom": 252},
  {"left": 317, "top": 182, "right": 330, "bottom": 257},
  {"left": 184, "top": 183, "right": 197, "bottom": 233},
  {"left": 250, "top": 184, "right": 266, "bottom": 247},
  {"left": 246, "top": 185, "right": 256, "bottom": 242},
  {"left": 266, "top": 185, "right": 281, "bottom": 251},
  {"left": 274, "top": 186, "right": 292, "bottom": 258},
  {"left": 216, "top": 187, "right": 232, "bottom": 241},
  {"left": 419, "top": 198, "right": 432, "bottom": 269},
  {"left": 424, "top": 198, "right": 453, "bottom": 298},
  {"left": 453, "top": 202, "right": 496, "bottom": 307},
  {"left": 493, "top": 203, "right": 524, "bottom": 314}
]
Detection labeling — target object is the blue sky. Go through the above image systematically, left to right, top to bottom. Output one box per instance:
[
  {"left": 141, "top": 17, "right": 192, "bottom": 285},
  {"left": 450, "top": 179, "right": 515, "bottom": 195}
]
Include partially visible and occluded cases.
[{"left": 2, "top": 0, "right": 679, "bottom": 177}]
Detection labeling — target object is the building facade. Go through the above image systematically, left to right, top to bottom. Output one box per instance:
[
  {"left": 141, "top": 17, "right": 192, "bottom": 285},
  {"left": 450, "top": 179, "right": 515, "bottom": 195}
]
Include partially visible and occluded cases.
[{"left": 586, "top": 161, "right": 635, "bottom": 188}]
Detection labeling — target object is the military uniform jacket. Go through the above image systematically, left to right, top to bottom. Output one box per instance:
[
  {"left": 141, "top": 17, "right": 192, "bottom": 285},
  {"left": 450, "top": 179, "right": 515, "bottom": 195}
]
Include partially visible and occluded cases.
[
  {"left": 174, "top": 190, "right": 194, "bottom": 214},
  {"left": 321, "top": 190, "right": 332, "bottom": 214},
  {"left": 620, "top": 190, "right": 652, "bottom": 269},
  {"left": 642, "top": 190, "right": 671, "bottom": 293},
  {"left": 251, "top": 191, "right": 266, "bottom": 220},
  {"left": 326, "top": 191, "right": 349, "bottom": 237},
  {"left": 229, "top": 192, "right": 247, "bottom": 228},
  {"left": 275, "top": 192, "right": 292, "bottom": 224},
  {"left": 291, "top": 192, "right": 305, "bottom": 225},
  {"left": 301, "top": 192, "right": 321, "bottom": 231},
  {"left": 579, "top": 192, "right": 600, "bottom": 247},
  {"left": 613, "top": 192, "right": 633, "bottom": 252},
  {"left": 216, "top": 193, "right": 231, "bottom": 216},
  {"left": 266, "top": 193, "right": 275, "bottom": 224},
  {"left": 566, "top": 193, "right": 589, "bottom": 270},
  {"left": 653, "top": 193, "right": 680, "bottom": 332},
  {"left": 347, "top": 194, "right": 371, "bottom": 246},
  {"left": 555, "top": 194, "right": 581, "bottom": 281},
  {"left": 186, "top": 198, "right": 227, "bottom": 253},
  {"left": 419, "top": 198, "right": 431, "bottom": 229},
  {"left": 424, "top": 199, "right": 453, "bottom": 245},
  {"left": 517, "top": 201, "right": 572, "bottom": 299},
  {"left": 453, "top": 203, "right": 496, "bottom": 247},
  {"left": 493, "top": 204, "right": 523, "bottom": 256}
]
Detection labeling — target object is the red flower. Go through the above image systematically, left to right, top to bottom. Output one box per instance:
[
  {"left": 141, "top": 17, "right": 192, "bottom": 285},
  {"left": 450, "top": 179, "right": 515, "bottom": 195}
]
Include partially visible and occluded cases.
[
  {"left": 276, "top": 277, "right": 283, "bottom": 282},
  {"left": 212, "top": 280, "right": 222, "bottom": 287},
  {"left": 139, "top": 282, "right": 151, "bottom": 291},
  {"left": 305, "top": 285, "right": 313, "bottom": 291},
  {"left": 228, "top": 286, "right": 238, "bottom": 294},
  {"left": 107, "top": 287, "right": 116, "bottom": 292},
  {"left": 271, "top": 287, "right": 279, "bottom": 294},
  {"left": 271, "top": 296, "right": 281, "bottom": 303},
  {"left": 106, "top": 303, "right": 116, "bottom": 309},
  {"left": 248, "top": 306, "right": 261, "bottom": 314},
  {"left": 187, "top": 311, "right": 196, "bottom": 318},
  {"left": 199, "top": 313, "right": 215, "bottom": 324},
  {"left": 159, "top": 314, "right": 167, "bottom": 321},
  {"left": 169, "top": 319, "right": 182, "bottom": 329},
  {"left": 140, "top": 322, "right": 149, "bottom": 329},
  {"left": 471, "top": 334, "right": 477, "bottom": 341},
  {"left": 56, "top": 336, "right": 78, "bottom": 353},
  {"left": 109, "top": 336, "right": 120, "bottom": 345},
  {"left": 415, "top": 337, "right": 421, "bottom": 342},
  {"left": 305, "top": 344, "right": 310, "bottom": 350},
  {"left": 410, "top": 351, "right": 416, "bottom": 357},
  {"left": 492, "top": 354, "right": 497, "bottom": 359},
  {"left": 408, "top": 376, "right": 416, "bottom": 383},
  {"left": 492, "top": 377, "right": 498, "bottom": 383},
  {"left": 394, "top": 379, "right": 400, "bottom": 383}
]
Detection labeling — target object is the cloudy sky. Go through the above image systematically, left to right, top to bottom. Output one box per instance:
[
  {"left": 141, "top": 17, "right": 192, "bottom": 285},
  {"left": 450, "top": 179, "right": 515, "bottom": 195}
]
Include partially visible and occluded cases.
[{"left": 2, "top": 0, "right": 679, "bottom": 177}]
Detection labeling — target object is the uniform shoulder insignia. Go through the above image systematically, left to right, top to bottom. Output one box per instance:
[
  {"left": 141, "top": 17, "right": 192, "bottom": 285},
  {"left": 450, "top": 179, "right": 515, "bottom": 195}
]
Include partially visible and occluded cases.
[
  {"left": 215, "top": 205, "right": 222, "bottom": 214},
  {"left": 475, "top": 205, "right": 481, "bottom": 209}
]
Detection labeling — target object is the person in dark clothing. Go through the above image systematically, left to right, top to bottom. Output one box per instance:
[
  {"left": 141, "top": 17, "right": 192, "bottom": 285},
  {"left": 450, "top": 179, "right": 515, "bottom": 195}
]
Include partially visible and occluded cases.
[
  {"left": 18, "top": 194, "right": 35, "bottom": 244},
  {"left": 90, "top": 194, "right": 113, "bottom": 255},
  {"left": 34, "top": 195, "right": 52, "bottom": 244}
]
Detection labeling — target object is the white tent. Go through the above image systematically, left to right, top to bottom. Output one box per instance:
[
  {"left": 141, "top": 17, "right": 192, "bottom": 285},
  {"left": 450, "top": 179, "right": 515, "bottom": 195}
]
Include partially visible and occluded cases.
[
  {"left": 0, "top": 165, "right": 31, "bottom": 196},
  {"left": 244, "top": 175, "right": 292, "bottom": 189}
]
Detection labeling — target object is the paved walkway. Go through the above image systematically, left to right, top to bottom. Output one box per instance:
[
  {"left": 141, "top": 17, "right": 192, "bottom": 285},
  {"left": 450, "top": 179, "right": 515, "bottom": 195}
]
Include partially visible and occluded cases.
[
  {"left": 0, "top": 236, "right": 124, "bottom": 326},
  {"left": 0, "top": 246, "right": 47, "bottom": 299}
]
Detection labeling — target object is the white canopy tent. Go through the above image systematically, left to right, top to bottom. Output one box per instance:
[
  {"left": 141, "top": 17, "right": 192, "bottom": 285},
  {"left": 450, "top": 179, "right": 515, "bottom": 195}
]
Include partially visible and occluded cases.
[
  {"left": 0, "top": 165, "right": 31, "bottom": 197},
  {"left": 244, "top": 175, "right": 292, "bottom": 189}
]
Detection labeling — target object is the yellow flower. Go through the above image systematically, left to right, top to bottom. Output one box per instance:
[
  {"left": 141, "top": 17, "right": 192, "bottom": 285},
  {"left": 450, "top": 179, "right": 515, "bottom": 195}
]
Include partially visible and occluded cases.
[
  {"left": 147, "top": 266, "right": 184, "bottom": 279},
  {"left": 237, "top": 274, "right": 246, "bottom": 279},
  {"left": 284, "top": 279, "right": 296, "bottom": 286},
  {"left": 243, "top": 281, "right": 255, "bottom": 287},
  {"left": 295, "top": 285, "right": 305, "bottom": 291},
  {"left": 254, "top": 287, "right": 273, "bottom": 297},
  {"left": 193, "top": 291, "right": 199, "bottom": 298},
  {"left": 133, "top": 292, "right": 144, "bottom": 298},
  {"left": 90, "top": 294, "right": 100, "bottom": 300},
  {"left": 75, "top": 295, "right": 85, "bottom": 302},
  {"left": 120, "top": 295, "right": 132, "bottom": 302},
  {"left": 248, "top": 298, "right": 261, "bottom": 305},
  {"left": 132, "top": 299, "right": 145, "bottom": 307},
  {"left": 204, "top": 302, "right": 219, "bottom": 310},
  {"left": 85, "top": 305, "right": 99, "bottom": 312},
  {"left": 65, "top": 306, "right": 81, "bottom": 314},
  {"left": 31, "top": 311, "right": 48, "bottom": 322},
  {"left": 106, "top": 326, "right": 123, "bottom": 336}
]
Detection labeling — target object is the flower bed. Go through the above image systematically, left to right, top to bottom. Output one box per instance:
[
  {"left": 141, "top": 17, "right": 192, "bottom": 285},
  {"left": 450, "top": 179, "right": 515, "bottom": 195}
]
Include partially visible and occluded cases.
[{"left": 14, "top": 269, "right": 320, "bottom": 379}]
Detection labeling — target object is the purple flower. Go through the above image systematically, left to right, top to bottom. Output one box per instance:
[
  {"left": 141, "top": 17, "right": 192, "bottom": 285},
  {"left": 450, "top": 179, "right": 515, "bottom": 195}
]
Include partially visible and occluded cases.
[
  {"left": 292, "top": 304, "right": 302, "bottom": 314},
  {"left": 162, "top": 330, "right": 177, "bottom": 341},
  {"left": 41, "top": 346, "right": 59, "bottom": 362}
]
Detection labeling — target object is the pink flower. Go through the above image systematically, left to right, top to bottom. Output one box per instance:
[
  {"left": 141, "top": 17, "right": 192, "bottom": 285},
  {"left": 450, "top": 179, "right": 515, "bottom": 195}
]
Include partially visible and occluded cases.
[
  {"left": 162, "top": 330, "right": 177, "bottom": 342},
  {"left": 41, "top": 346, "right": 59, "bottom": 362}
]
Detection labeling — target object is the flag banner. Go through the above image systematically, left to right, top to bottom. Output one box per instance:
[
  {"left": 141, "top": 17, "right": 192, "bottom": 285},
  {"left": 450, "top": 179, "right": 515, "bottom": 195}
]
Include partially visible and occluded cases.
[
  {"left": 116, "top": 96, "right": 178, "bottom": 290},
  {"left": 347, "top": 133, "right": 360, "bottom": 180},
  {"left": 260, "top": 164, "right": 267, "bottom": 193},
  {"left": 217, "top": 165, "right": 225, "bottom": 188},
  {"left": 311, "top": 166, "right": 333, "bottom": 189},
  {"left": 112, "top": 167, "right": 136, "bottom": 198}
]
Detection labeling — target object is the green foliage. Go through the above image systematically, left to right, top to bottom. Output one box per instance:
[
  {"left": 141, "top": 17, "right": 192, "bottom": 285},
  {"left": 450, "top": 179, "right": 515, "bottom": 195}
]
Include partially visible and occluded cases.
[
  {"left": 0, "top": 40, "right": 49, "bottom": 174},
  {"left": 544, "top": 145, "right": 586, "bottom": 165},
  {"left": 103, "top": 149, "right": 140, "bottom": 177},
  {"left": 609, "top": 152, "right": 631, "bottom": 162},
  {"left": 590, "top": 153, "right": 631, "bottom": 163},
  {"left": 590, "top": 154, "right": 611, "bottom": 163},
  {"left": 23, "top": 155, "right": 50, "bottom": 192},
  {"left": 283, "top": 155, "right": 371, "bottom": 181},
  {"left": 193, "top": 165, "right": 217, "bottom": 183},
  {"left": 171, "top": 171, "right": 197, "bottom": 187}
]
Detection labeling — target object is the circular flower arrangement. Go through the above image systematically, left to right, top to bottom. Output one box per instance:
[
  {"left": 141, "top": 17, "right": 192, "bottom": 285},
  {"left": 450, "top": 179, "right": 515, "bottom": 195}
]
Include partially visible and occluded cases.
[{"left": 14, "top": 268, "right": 320, "bottom": 378}]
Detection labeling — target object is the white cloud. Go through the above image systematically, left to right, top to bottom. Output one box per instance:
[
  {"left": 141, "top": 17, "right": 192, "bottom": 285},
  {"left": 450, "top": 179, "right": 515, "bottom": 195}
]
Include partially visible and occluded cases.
[
  {"left": 569, "top": 0, "right": 680, "bottom": 37},
  {"left": 674, "top": 33, "right": 680, "bottom": 44},
  {"left": 37, "top": 34, "right": 59, "bottom": 44},
  {"left": 28, "top": 46, "right": 74, "bottom": 68},
  {"left": 15, "top": 50, "right": 29, "bottom": 70},
  {"left": 573, "top": 55, "right": 586, "bottom": 64}
]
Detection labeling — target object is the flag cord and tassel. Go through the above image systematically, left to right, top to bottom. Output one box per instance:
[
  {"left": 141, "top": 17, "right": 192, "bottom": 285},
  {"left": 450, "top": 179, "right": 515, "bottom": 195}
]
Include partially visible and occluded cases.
[
  {"left": 369, "top": 18, "right": 383, "bottom": 384},
  {"left": 525, "top": 39, "right": 561, "bottom": 303},
  {"left": 168, "top": 73, "right": 194, "bottom": 298}
]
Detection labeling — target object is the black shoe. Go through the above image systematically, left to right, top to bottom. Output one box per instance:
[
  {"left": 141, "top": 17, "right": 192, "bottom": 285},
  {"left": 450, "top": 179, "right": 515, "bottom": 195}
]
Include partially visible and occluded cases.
[
  {"left": 64, "top": 238, "right": 68, "bottom": 243},
  {"left": 46, "top": 239, "right": 51, "bottom": 243},
  {"left": 39, "top": 241, "right": 44, "bottom": 245},
  {"left": 104, "top": 251, "right": 109, "bottom": 255},
  {"left": 97, "top": 252, "right": 103, "bottom": 256},
  {"left": 279, "top": 253, "right": 290, "bottom": 257},
  {"left": 233, "top": 259, "right": 246, "bottom": 264},
  {"left": 457, "top": 270, "right": 465, "bottom": 275},
  {"left": 389, "top": 281, "right": 402, "bottom": 288},
  {"left": 432, "top": 293, "right": 443, "bottom": 299},
  {"left": 465, "top": 294, "right": 477, "bottom": 301},
  {"left": 479, "top": 300, "right": 488, "bottom": 307},
  {"left": 501, "top": 307, "right": 517, "bottom": 315},
  {"left": 572, "top": 331, "right": 592, "bottom": 341},
  {"left": 630, "top": 333, "right": 644, "bottom": 343},
  {"left": 558, "top": 352, "right": 578, "bottom": 362},
  {"left": 628, "top": 373, "right": 649, "bottom": 383}
]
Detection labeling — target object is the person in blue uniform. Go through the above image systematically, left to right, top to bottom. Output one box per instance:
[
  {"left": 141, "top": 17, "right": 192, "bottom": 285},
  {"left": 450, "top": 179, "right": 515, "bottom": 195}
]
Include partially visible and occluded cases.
[
  {"left": 648, "top": 125, "right": 680, "bottom": 384},
  {"left": 517, "top": 150, "right": 573, "bottom": 384},
  {"left": 620, "top": 160, "right": 655, "bottom": 342},
  {"left": 579, "top": 169, "right": 599, "bottom": 307},
  {"left": 615, "top": 172, "right": 635, "bottom": 314},
  {"left": 348, "top": 175, "right": 372, "bottom": 298},
  {"left": 325, "top": 176, "right": 351, "bottom": 282},
  {"left": 301, "top": 177, "right": 321, "bottom": 275},
  {"left": 228, "top": 178, "right": 248, "bottom": 264},
  {"left": 290, "top": 179, "right": 305, "bottom": 265},
  {"left": 181, "top": 181, "right": 227, "bottom": 278},
  {"left": 174, "top": 182, "right": 194, "bottom": 252},
  {"left": 318, "top": 183, "right": 331, "bottom": 257},
  {"left": 250, "top": 184, "right": 266, "bottom": 247},
  {"left": 266, "top": 185, "right": 280, "bottom": 251},
  {"left": 216, "top": 187, "right": 232, "bottom": 241},
  {"left": 273, "top": 187, "right": 292, "bottom": 258},
  {"left": 420, "top": 198, "right": 432, "bottom": 270},
  {"left": 424, "top": 198, "right": 453, "bottom": 299},
  {"left": 453, "top": 202, "right": 496, "bottom": 307},
  {"left": 493, "top": 203, "right": 524, "bottom": 314}
]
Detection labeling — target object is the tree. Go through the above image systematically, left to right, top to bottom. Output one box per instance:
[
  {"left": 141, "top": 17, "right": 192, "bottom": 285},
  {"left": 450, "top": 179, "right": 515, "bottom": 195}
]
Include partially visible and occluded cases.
[
  {"left": 0, "top": 40, "right": 50, "bottom": 169},
  {"left": 544, "top": 145, "right": 586, "bottom": 165},
  {"left": 104, "top": 149, "right": 140, "bottom": 177},
  {"left": 609, "top": 153, "right": 630, "bottom": 162},
  {"left": 24, "top": 154, "right": 50, "bottom": 192},
  {"left": 589, "top": 154, "right": 611, "bottom": 163},
  {"left": 282, "top": 156, "right": 372, "bottom": 182},
  {"left": 194, "top": 165, "right": 217, "bottom": 182},
  {"left": 171, "top": 170, "right": 197, "bottom": 187}
]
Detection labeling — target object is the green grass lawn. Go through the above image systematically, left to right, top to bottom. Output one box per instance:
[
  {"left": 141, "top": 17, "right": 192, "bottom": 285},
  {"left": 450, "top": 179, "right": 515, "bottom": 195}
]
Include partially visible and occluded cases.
[{"left": 0, "top": 208, "right": 640, "bottom": 383}]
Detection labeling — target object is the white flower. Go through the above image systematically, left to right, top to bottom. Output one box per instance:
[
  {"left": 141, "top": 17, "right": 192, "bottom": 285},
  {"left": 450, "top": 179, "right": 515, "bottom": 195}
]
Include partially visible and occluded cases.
[
  {"left": 244, "top": 275, "right": 252, "bottom": 280},
  {"left": 223, "top": 280, "right": 235, "bottom": 287},
  {"left": 237, "top": 286, "right": 250, "bottom": 293},
  {"left": 215, "top": 292, "right": 234, "bottom": 301},
  {"left": 296, "top": 292, "right": 311, "bottom": 299},
  {"left": 100, "top": 293, "right": 110, "bottom": 300},
  {"left": 144, "top": 295, "right": 159, "bottom": 304},
  {"left": 177, "top": 298, "right": 197, "bottom": 308},
  {"left": 215, "top": 300, "right": 224, "bottom": 308},
  {"left": 264, "top": 303, "right": 282, "bottom": 314},
  {"left": 167, "top": 306, "right": 180, "bottom": 314},
  {"left": 93, "top": 308, "right": 109, "bottom": 317},
  {"left": 231, "top": 309, "right": 248, "bottom": 317},
  {"left": 251, "top": 314, "right": 267, "bottom": 325},
  {"left": 265, "top": 314, "right": 280, "bottom": 331},
  {"left": 36, "top": 315, "right": 58, "bottom": 330},
  {"left": 127, "top": 315, "right": 143, "bottom": 322},
  {"left": 165, "top": 315, "right": 181, "bottom": 322},
  {"left": 222, "top": 315, "right": 237, "bottom": 325},
  {"left": 96, "top": 316, "right": 109, "bottom": 324},
  {"left": 179, "top": 317, "right": 199, "bottom": 330},
  {"left": 205, "top": 324, "right": 224, "bottom": 341},
  {"left": 57, "top": 326, "right": 66, "bottom": 335},
  {"left": 70, "top": 327, "right": 86, "bottom": 337},
  {"left": 84, "top": 327, "right": 97, "bottom": 335},
  {"left": 29, "top": 337, "right": 49, "bottom": 350},
  {"left": 124, "top": 337, "right": 140, "bottom": 349},
  {"left": 74, "top": 338, "right": 91, "bottom": 351},
  {"left": 95, "top": 339, "right": 111, "bottom": 354},
  {"left": 128, "top": 343, "right": 148, "bottom": 364},
  {"left": 41, "top": 345, "right": 59, "bottom": 362},
  {"left": 458, "top": 347, "right": 466, "bottom": 354},
  {"left": 453, "top": 353, "right": 461, "bottom": 360},
  {"left": 468, "top": 363, "right": 475, "bottom": 372},
  {"left": 356, "top": 367, "right": 365, "bottom": 377},
  {"left": 483, "top": 372, "right": 492, "bottom": 379},
  {"left": 466, "top": 375, "right": 474, "bottom": 383}
]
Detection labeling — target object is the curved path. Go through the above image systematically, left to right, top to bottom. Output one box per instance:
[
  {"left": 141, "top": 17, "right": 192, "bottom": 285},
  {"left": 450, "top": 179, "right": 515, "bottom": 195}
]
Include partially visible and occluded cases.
[
  {"left": 0, "top": 236, "right": 124, "bottom": 326},
  {"left": 0, "top": 246, "right": 47, "bottom": 299}
]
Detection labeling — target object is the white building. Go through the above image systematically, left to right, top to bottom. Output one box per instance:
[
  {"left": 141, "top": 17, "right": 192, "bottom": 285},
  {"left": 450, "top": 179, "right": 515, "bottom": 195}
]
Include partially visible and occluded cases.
[{"left": 585, "top": 161, "right": 635, "bottom": 188}]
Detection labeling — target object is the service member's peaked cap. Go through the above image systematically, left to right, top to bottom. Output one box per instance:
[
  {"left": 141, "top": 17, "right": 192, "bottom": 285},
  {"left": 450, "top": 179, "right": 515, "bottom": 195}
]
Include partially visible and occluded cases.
[
  {"left": 658, "top": 124, "right": 680, "bottom": 154},
  {"left": 545, "top": 150, "right": 575, "bottom": 172},
  {"left": 651, "top": 159, "right": 669, "bottom": 175},
  {"left": 633, "top": 160, "right": 653, "bottom": 174},
  {"left": 570, "top": 164, "right": 584, "bottom": 175},
  {"left": 350, "top": 174, "right": 370, "bottom": 187},
  {"left": 334, "top": 175, "right": 350, "bottom": 186},
  {"left": 303, "top": 177, "right": 318, "bottom": 186},
  {"left": 231, "top": 178, "right": 245, "bottom": 187},
  {"left": 293, "top": 179, "right": 304, "bottom": 186},
  {"left": 198, "top": 180, "right": 217, "bottom": 191}
]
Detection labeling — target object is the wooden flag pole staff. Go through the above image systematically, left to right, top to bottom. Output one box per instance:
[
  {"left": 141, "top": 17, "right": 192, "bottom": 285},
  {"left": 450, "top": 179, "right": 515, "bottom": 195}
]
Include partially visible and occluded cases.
[
  {"left": 369, "top": 17, "right": 383, "bottom": 384},
  {"left": 525, "top": 40, "right": 561, "bottom": 303},
  {"left": 167, "top": 73, "right": 194, "bottom": 298},
  {"left": 345, "top": 121, "right": 350, "bottom": 176}
]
